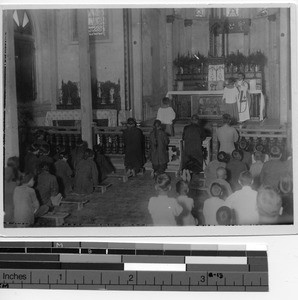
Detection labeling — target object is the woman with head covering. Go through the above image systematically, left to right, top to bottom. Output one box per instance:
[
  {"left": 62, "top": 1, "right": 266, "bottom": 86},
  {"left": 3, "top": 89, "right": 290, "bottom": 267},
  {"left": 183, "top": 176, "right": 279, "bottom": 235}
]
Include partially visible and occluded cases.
[
  {"left": 181, "top": 114, "right": 206, "bottom": 175},
  {"left": 122, "top": 117, "right": 145, "bottom": 176}
]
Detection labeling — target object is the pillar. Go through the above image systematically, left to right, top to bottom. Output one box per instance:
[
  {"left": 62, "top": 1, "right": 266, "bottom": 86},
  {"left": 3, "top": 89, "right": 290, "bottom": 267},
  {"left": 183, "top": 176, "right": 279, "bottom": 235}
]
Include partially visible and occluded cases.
[
  {"left": 279, "top": 8, "right": 290, "bottom": 124},
  {"left": 77, "top": 9, "right": 93, "bottom": 147},
  {"left": 131, "top": 9, "right": 143, "bottom": 120},
  {"left": 4, "top": 10, "right": 19, "bottom": 161},
  {"left": 48, "top": 10, "right": 58, "bottom": 110},
  {"left": 166, "top": 11, "right": 174, "bottom": 92},
  {"left": 268, "top": 14, "right": 278, "bottom": 121},
  {"left": 211, "top": 123, "right": 218, "bottom": 160}
]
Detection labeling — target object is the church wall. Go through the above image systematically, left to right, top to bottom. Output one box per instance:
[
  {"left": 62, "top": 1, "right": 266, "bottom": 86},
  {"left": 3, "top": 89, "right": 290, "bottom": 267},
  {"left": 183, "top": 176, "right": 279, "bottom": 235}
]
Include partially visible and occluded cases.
[
  {"left": 56, "top": 9, "right": 125, "bottom": 109},
  {"left": 142, "top": 9, "right": 169, "bottom": 120},
  {"left": 17, "top": 10, "right": 55, "bottom": 126},
  {"left": 191, "top": 19, "right": 210, "bottom": 57}
]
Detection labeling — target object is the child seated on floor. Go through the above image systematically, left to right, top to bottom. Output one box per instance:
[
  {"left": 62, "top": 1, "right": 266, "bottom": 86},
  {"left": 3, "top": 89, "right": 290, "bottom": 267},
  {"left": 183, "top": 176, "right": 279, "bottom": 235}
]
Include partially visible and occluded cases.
[
  {"left": 71, "top": 139, "right": 88, "bottom": 170},
  {"left": 238, "top": 139, "right": 252, "bottom": 169},
  {"left": 24, "top": 143, "right": 40, "bottom": 175},
  {"left": 38, "top": 143, "right": 55, "bottom": 174},
  {"left": 93, "top": 144, "right": 115, "bottom": 182},
  {"left": 260, "top": 145, "right": 287, "bottom": 190},
  {"left": 74, "top": 148, "right": 99, "bottom": 195},
  {"left": 226, "top": 149, "right": 247, "bottom": 191},
  {"left": 54, "top": 151, "right": 73, "bottom": 196},
  {"left": 204, "top": 151, "right": 229, "bottom": 188},
  {"left": 250, "top": 151, "right": 264, "bottom": 189},
  {"left": 4, "top": 156, "right": 22, "bottom": 225},
  {"left": 36, "top": 162, "right": 62, "bottom": 209},
  {"left": 213, "top": 167, "right": 233, "bottom": 199},
  {"left": 13, "top": 173, "right": 41, "bottom": 228},
  {"left": 148, "top": 173, "right": 182, "bottom": 226},
  {"left": 278, "top": 175, "right": 293, "bottom": 223},
  {"left": 176, "top": 180, "right": 197, "bottom": 226},
  {"left": 202, "top": 182, "right": 225, "bottom": 226},
  {"left": 256, "top": 186, "right": 283, "bottom": 224},
  {"left": 216, "top": 206, "right": 233, "bottom": 225}
]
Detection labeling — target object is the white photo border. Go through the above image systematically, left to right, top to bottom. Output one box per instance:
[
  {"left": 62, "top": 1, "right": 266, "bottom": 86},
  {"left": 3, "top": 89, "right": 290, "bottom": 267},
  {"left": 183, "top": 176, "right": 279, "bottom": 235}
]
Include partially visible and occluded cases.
[{"left": 0, "top": 0, "right": 297, "bottom": 238}]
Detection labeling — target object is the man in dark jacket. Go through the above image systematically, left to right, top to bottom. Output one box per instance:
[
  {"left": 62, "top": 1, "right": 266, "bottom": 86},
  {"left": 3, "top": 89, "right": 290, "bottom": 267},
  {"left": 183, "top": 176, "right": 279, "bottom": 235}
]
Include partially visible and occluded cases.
[{"left": 182, "top": 114, "right": 206, "bottom": 174}]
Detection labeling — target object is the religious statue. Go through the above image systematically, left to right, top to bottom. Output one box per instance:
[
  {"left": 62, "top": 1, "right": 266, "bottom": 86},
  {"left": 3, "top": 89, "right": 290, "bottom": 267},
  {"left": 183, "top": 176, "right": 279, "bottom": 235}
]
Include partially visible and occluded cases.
[
  {"left": 97, "top": 81, "right": 102, "bottom": 98},
  {"left": 110, "top": 88, "right": 115, "bottom": 104}
]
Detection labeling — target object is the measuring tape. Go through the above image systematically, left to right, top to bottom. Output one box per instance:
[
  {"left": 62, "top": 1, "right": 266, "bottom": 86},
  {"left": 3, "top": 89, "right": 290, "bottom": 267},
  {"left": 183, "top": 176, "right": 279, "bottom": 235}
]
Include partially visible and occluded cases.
[{"left": 0, "top": 242, "right": 268, "bottom": 291}]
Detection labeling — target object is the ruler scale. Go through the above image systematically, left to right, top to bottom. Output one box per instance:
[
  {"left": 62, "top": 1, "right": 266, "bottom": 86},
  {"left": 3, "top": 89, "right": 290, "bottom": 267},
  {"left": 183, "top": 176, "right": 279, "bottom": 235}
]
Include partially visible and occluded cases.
[{"left": 0, "top": 242, "right": 268, "bottom": 291}]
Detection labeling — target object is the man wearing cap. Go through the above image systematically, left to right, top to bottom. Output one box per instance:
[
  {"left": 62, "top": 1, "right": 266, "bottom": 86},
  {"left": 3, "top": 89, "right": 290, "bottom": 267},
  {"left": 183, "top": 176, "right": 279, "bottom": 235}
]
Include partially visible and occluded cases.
[
  {"left": 182, "top": 114, "right": 206, "bottom": 174},
  {"left": 260, "top": 145, "right": 287, "bottom": 190}
]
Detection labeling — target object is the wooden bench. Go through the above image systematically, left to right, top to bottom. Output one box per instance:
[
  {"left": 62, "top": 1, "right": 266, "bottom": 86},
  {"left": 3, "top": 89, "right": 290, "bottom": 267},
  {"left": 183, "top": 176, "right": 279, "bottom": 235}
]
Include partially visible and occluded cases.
[
  {"left": 106, "top": 172, "right": 131, "bottom": 183},
  {"left": 95, "top": 182, "right": 112, "bottom": 194},
  {"left": 60, "top": 199, "right": 89, "bottom": 211},
  {"left": 40, "top": 212, "right": 69, "bottom": 226}
]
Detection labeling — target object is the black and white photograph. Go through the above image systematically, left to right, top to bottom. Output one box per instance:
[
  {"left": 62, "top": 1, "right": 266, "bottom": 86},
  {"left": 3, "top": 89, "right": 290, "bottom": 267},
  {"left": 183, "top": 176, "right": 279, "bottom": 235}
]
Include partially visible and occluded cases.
[{"left": 1, "top": 2, "right": 297, "bottom": 236}]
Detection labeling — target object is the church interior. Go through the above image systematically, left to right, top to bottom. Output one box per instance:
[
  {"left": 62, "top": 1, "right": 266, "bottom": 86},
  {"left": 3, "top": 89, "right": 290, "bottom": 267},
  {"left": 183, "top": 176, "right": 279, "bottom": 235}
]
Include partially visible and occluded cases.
[{"left": 2, "top": 7, "right": 294, "bottom": 228}]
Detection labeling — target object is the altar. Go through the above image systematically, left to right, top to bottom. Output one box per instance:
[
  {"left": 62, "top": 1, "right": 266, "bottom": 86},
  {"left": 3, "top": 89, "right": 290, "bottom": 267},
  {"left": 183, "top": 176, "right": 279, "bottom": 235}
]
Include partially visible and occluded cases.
[{"left": 166, "top": 90, "right": 265, "bottom": 121}]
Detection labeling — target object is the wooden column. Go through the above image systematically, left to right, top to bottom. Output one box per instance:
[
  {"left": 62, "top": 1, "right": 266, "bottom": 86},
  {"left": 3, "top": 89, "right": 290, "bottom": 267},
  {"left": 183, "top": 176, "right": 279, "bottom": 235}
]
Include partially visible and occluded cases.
[
  {"left": 279, "top": 8, "right": 290, "bottom": 124},
  {"left": 77, "top": 9, "right": 93, "bottom": 147},
  {"left": 131, "top": 9, "right": 143, "bottom": 120},
  {"left": 4, "top": 10, "right": 19, "bottom": 161},
  {"left": 49, "top": 10, "right": 58, "bottom": 110},
  {"left": 166, "top": 11, "right": 174, "bottom": 93},
  {"left": 268, "top": 14, "right": 278, "bottom": 121},
  {"left": 243, "top": 33, "right": 250, "bottom": 56},
  {"left": 211, "top": 123, "right": 218, "bottom": 160}
]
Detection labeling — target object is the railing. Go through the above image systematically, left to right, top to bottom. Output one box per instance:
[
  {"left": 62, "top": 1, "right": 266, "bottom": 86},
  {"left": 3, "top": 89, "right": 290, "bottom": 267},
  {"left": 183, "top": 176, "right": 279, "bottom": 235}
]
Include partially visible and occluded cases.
[
  {"left": 211, "top": 123, "right": 288, "bottom": 160},
  {"left": 21, "top": 126, "right": 81, "bottom": 152},
  {"left": 93, "top": 126, "right": 152, "bottom": 158}
]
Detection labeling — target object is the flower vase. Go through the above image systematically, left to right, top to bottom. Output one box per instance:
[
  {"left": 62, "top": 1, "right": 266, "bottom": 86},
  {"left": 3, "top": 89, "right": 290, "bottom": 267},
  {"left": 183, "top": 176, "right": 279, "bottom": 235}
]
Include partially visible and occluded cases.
[{"left": 67, "top": 96, "right": 72, "bottom": 105}]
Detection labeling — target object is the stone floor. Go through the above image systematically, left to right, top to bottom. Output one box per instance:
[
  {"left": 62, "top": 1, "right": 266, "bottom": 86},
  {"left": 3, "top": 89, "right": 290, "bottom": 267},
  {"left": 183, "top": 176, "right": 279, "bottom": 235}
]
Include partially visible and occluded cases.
[{"left": 35, "top": 171, "right": 207, "bottom": 228}]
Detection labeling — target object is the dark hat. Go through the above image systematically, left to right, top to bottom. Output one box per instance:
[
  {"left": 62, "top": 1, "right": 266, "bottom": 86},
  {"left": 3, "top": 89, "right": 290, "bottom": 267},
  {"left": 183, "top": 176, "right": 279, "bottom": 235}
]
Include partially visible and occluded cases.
[
  {"left": 191, "top": 114, "right": 200, "bottom": 121},
  {"left": 127, "top": 117, "right": 137, "bottom": 125},
  {"left": 238, "top": 139, "right": 249, "bottom": 151},
  {"left": 254, "top": 141, "right": 266, "bottom": 153},
  {"left": 29, "top": 143, "right": 39, "bottom": 152},
  {"left": 269, "top": 145, "right": 282, "bottom": 157},
  {"left": 232, "top": 149, "right": 243, "bottom": 161},
  {"left": 59, "top": 151, "right": 69, "bottom": 160},
  {"left": 217, "top": 151, "right": 229, "bottom": 163},
  {"left": 253, "top": 151, "right": 264, "bottom": 162},
  {"left": 209, "top": 182, "right": 223, "bottom": 197},
  {"left": 216, "top": 206, "right": 232, "bottom": 225}
]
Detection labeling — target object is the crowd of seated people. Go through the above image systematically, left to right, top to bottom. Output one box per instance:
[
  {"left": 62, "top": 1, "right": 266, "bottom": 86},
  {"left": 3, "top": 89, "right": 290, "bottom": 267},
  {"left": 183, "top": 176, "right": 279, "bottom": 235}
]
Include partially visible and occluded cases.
[
  {"left": 149, "top": 113, "right": 293, "bottom": 227},
  {"left": 4, "top": 133, "right": 115, "bottom": 228}
]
